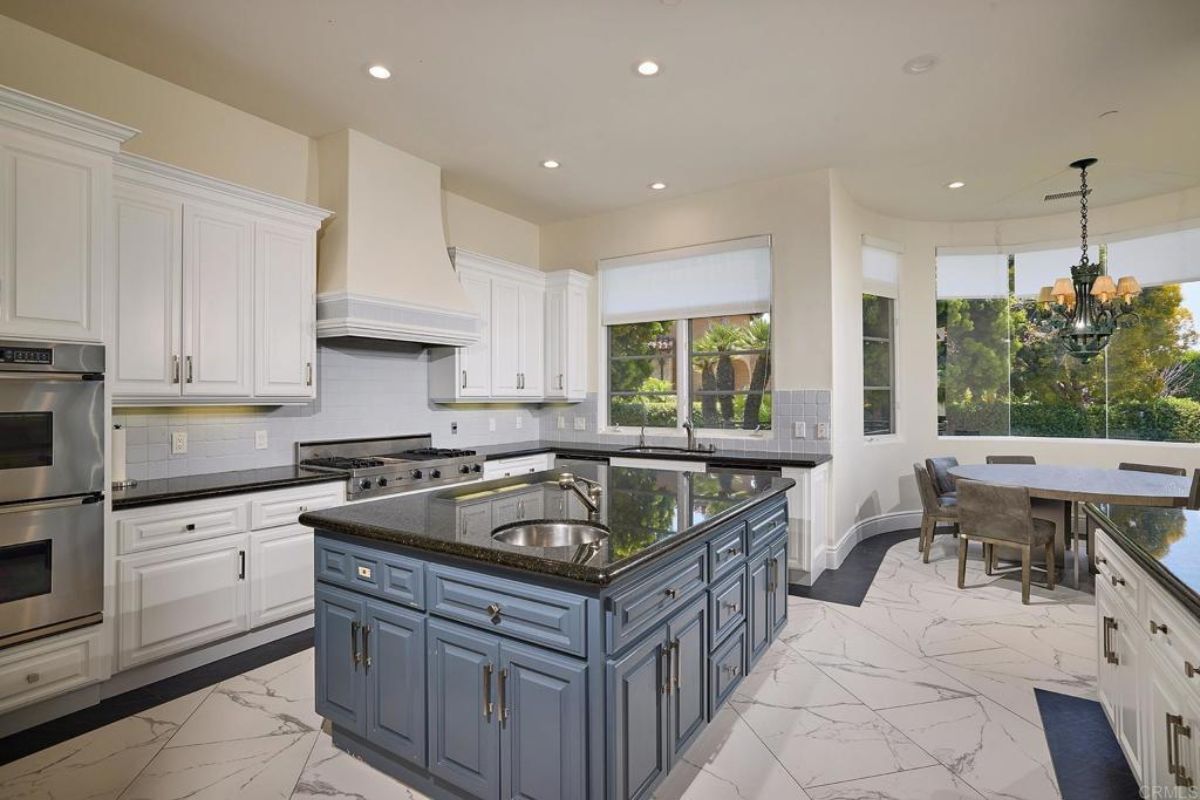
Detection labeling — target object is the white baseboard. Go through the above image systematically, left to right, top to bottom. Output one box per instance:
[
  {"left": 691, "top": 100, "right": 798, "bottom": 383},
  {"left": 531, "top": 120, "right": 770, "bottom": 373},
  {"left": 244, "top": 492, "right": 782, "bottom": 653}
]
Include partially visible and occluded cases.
[{"left": 828, "top": 510, "right": 924, "bottom": 569}]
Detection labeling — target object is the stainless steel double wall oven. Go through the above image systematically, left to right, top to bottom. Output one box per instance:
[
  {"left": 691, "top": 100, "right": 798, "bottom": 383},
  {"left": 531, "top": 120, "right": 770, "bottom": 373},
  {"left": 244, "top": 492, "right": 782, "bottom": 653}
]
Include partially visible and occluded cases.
[{"left": 0, "top": 341, "right": 105, "bottom": 648}]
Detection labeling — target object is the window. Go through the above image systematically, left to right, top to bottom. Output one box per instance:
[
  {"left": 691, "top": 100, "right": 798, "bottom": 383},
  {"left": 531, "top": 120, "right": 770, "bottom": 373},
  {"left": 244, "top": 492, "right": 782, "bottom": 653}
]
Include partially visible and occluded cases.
[
  {"left": 936, "top": 226, "right": 1200, "bottom": 443},
  {"left": 600, "top": 237, "right": 772, "bottom": 431},
  {"left": 863, "top": 295, "right": 895, "bottom": 435}
]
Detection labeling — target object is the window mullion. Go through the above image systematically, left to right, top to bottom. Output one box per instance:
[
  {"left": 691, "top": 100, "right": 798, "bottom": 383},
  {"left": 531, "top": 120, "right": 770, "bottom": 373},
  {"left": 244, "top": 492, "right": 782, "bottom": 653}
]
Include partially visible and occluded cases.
[{"left": 676, "top": 319, "right": 688, "bottom": 428}]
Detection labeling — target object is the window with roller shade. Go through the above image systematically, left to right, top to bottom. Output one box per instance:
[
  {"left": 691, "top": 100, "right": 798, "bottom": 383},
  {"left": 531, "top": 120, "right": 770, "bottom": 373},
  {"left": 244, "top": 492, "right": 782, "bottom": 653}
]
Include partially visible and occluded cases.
[
  {"left": 936, "top": 225, "right": 1200, "bottom": 442},
  {"left": 601, "top": 237, "right": 773, "bottom": 431},
  {"left": 862, "top": 242, "right": 900, "bottom": 436}
]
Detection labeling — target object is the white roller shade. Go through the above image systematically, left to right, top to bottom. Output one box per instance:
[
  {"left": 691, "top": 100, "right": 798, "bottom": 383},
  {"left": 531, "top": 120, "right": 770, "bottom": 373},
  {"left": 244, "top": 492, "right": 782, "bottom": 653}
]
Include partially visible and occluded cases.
[
  {"left": 1107, "top": 228, "right": 1200, "bottom": 288},
  {"left": 600, "top": 236, "right": 772, "bottom": 325},
  {"left": 862, "top": 245, "right": 900, "bottom": 299},
  {"left": 1013, "top": 245, "right": 1099, "bottom": 298},
  {"left": 935, "top": 251, "right": 1008, "bottom": 300}
]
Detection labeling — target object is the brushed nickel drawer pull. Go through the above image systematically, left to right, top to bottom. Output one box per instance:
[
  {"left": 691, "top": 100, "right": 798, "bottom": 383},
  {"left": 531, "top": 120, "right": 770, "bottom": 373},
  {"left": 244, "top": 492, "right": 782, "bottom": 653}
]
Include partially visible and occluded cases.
[
  {"left": 172, "top": 354, "right": 180, "bottom": 384},
  {"left": 186, "top": 355, "right": 194, "bottom": 383},
  {"left": 306, "top": 361, "right": 313, "bottom": 386},
  {"left": 724, "top": 545, "right": 740, "bottom": 556},
  {"left": 1111, "top": 574, "right": 1126, "bottom": 587},
  {"left": 664, "top": 587, "right": 677, "bottom": 599},
  {"left": 486, "top": 602, "right": 502, "bottom": 622},
  {"left": 1152, "top": 620, "right": 1170, "bottom": 636},
  {"left": 351, "top": 621, "right": 361, "bottom": 667},
  {"left": 362, "top": 624, "right": 371, "bottom": 670},
  {"left": 671, "top": 639, "right": 681, "bottom": 690},
  {"left": 661, "top": 648, "right": 671, "bottom": 694},
  {"left": 1186, "top": 661, "right": 1198, "bottom": 679},
  {"left": 483, "top": 662, "right": 494, "bottom": 721},
  {"left": 499, "top": 668, "right": 509, "bottom": 727},
  {"left": 25, "top": 672, "right": 39, "bottom": 684},
  {"left": 1168, "top": 713, "right": 1181, "bottom": 778}
]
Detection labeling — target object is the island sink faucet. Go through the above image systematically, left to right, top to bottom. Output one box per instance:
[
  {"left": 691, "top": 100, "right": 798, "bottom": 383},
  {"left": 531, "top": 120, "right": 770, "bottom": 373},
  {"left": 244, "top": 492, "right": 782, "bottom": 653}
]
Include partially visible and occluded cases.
[
  {"left": 681, "top": 416, "right": 716, "bottom": 453},
  {"left": 557, "top": 472, "right": 604, "bottom": 521}
]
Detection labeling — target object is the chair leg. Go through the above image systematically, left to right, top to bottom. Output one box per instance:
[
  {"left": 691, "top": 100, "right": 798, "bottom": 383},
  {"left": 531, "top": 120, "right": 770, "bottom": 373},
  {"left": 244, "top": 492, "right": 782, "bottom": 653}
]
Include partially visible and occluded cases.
[
  {"left": 917, "top": 515, "right": 926, "bottom": 552},
  {"left": 921, "top": 519, "right": 933, "bottom": 563},
  {"left": 957, "top": 536, "right": 968, "bottom": 589},
  {"left": 1046, "top": 541, "right": 1056, "bottom": 591},
  {"left": 983, "top": 543, "right": 992, "bottom": 576},
  {"left": 1021, "top": 545, "right": 1032, "bottom": 605}
]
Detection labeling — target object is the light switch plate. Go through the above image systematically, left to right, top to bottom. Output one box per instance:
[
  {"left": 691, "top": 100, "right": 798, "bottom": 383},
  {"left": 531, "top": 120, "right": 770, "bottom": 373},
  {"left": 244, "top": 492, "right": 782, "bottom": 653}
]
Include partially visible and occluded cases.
[
  {"left": 557, "top": 415, "right": 566, "bottom": 430},
  {"left": 515, "top": 416, "right": 523, "bottom": 429},
  {"left": 574, "top": 417, "right": 586, "bottom": 431},
  {"left": 488, "top": 418, "right": 496, "bottom": 432},
  {"left": 793, "top": 421, "right": 806, "bottom": 439},
  {"left": 816, "top": 422, "right": 829, "bottom": 440},
  {"left": 254, "top": 430, "right": 268, "bottom": 450},
  {"left": 171, "top": 431, "right": 188, "bottom": 454}
]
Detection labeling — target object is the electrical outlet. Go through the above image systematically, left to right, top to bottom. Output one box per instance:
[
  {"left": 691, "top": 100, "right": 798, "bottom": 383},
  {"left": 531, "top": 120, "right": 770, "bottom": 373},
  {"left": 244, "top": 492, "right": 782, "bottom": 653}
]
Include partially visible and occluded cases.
[
  {"left": 557, "top": 415, "right": 566, "bottom": 430},
  {"left": 515, "top": 416, "right": 523, "bottom": 429},
  {"left": 574, "top": 416, "right": 586, "bottom": 431},
  {"left": 488, "top": 418, "right": 496, "bottom": 432},
  {"left": 450, "top": 421, "right": 458, "bottom": 435},
  {"left": 793, "top": 421, "right": 806, "bottom": 439},
  {"left": 816, "top": 422, "right": 829, "bottom": 440},
  {"left": 254, "top": 430, "right": 268, "bottom": 450},
  {"left": 171, "top": 431, "right": 188, "bottom": 455}
]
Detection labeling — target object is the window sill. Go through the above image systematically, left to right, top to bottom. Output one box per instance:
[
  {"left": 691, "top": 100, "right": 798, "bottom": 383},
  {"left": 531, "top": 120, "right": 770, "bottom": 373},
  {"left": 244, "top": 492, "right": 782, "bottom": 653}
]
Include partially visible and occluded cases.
[
  {"left": 600, "top": 427, "right": 774, "bottom": 442},
  {"left": 864, "top": 433, "right": 902, "bottom": 445}
]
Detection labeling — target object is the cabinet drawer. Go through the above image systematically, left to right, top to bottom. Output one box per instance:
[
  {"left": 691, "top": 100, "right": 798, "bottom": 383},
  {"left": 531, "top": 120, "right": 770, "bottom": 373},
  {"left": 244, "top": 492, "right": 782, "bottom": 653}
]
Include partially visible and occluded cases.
[
  {"left": 483, "top": 453, "right": 554, "bottom": 480},
  {"left": 251, "top": 484, "right": 343, "bottom": 530},
  {"left": 117, "top": 499, "right": 249, "bottom": 554},
  {"left": 747, "top": 501, "right": 788, "bottom": 553},
  {"left": 708, "top": 522, "right": 747, "bottom": 580},
  {"left": 1095, "top": 532, "right": 1141, "bottom": 618},
  {"left": 316, "top": 537, "right": 424, "bottom": 610},
  {"left": 607, "top": 547, "right": 707, "bottom": 653},
  {"left": 427, "top": 563, "right": 586, "bottom": 656},
  {"left": 709, "top": 569, "right": 746, "bottom": 649},
  {"left": 1146, "top": 581, "right": 1200, "bottom": 698},
  {"left": 709, "top": 624, "right": 746, "bottom": 717},
  {"left": 0, "top": 628, "right": 104, "bottom": 714}
]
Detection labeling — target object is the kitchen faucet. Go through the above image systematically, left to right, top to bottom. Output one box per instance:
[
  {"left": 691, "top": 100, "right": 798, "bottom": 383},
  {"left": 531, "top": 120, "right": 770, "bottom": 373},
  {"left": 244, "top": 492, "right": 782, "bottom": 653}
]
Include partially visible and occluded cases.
[
  {"left": 681, "top": 416, "right": 716, "bottom": 453},
  {"left": 558, "top": 472, "right": 604, "bottom": 521}
]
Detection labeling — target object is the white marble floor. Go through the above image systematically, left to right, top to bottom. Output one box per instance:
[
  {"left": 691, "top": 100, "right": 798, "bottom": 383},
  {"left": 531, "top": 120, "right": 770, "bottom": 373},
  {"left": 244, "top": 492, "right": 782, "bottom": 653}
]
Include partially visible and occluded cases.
[{"left": 0, "top": 534, "right": 1094, "bottom": 800}]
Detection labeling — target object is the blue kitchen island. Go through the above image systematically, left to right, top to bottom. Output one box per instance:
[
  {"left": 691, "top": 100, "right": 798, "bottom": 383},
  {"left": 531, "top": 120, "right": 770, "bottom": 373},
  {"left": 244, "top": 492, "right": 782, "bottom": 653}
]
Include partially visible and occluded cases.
[{"left": 301, "top": 462, "right": 793, "bottom": 800}]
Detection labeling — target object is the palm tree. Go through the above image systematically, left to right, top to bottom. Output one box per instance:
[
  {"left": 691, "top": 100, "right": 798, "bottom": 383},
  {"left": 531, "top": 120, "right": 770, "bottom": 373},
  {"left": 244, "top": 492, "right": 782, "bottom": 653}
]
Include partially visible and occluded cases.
[
  {"left": 740, "top": 316, "right": 772, "bottom": 429},
  {"left": 694, "top": 323, "right": 743, "bottom": 425}
]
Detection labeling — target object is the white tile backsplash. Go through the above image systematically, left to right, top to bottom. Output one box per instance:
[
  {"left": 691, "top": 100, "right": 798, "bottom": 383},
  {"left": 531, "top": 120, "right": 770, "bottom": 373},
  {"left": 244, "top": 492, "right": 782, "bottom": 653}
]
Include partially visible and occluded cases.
[{"left": 116, "top": 340, "right": 830, "bottom": 479}]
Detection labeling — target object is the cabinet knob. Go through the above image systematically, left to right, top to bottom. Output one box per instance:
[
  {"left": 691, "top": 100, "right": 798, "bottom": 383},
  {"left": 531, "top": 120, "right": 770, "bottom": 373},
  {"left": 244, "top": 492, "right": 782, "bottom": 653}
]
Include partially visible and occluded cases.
[
  {"left": 185, "top": 523, "right": 196, "bottom": 531},
  {"left": 724, "top": 545, "right": 740, "bottom": 556},
  {"left": 1111, "top": 575, "right": 1126, "bottom": 587},
  {"left": 664, "top": 587, "right": 677, "bottom": 600},
  {"left": 722, "top": 601, "right": 739, "bottom": 613},
  {"left": 486, "top": 603, "right": 502, "bottom": 622},
  {"left": 1152, "top": 620, "right": 1170, "bottom": 636},
  {"left": 1187, "top": 661, "right": 1198, "bottom": 679},
  {"left": 25, "top": 672, "right": 39, "bottom": 684}
]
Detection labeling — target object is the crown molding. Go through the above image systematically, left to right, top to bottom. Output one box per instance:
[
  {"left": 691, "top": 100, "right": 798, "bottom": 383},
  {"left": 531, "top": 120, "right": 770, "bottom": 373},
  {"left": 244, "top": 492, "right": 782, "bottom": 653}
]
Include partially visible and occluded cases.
[{"left": 0, "top": 84, "right": 139, "bottom": 153}]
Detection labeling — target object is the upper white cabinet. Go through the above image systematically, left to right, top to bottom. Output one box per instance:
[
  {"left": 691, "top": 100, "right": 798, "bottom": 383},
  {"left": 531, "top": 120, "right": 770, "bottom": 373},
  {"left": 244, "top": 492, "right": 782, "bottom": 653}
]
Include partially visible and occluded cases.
[
  {"left": 0, "top": 87, "right": 136, "bottom": 343},
  {"left": 113, "top": 154, "right": 329, "bottom": 404},
  {"left": 429, "top": 248, "right": 589, "bottom": 403}
]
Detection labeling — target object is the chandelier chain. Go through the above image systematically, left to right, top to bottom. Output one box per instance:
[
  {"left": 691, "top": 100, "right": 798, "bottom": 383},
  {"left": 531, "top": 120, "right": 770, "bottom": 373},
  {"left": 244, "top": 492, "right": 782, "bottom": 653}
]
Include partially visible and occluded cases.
[{"left": 1079, "top": 164, "right": 1089, "bottom": 265}]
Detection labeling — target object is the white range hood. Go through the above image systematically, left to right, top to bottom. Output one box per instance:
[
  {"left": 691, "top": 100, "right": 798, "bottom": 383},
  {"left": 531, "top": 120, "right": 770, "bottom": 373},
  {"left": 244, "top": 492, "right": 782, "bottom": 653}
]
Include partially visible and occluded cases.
[{"left": 314, "top": 129, "right": 480, "bottom": 346}]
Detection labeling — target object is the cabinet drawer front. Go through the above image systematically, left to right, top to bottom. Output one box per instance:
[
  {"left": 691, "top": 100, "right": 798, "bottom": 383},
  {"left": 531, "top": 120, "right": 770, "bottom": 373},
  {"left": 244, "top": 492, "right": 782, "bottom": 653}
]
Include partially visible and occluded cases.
[
  {"left": 483, "top": 453, "right": 554, "bottom": 480},
  {"left": 251, "top": 484, "right": 343, "bottom": 530},
  {"left": 117, "top": 500, "right": 248, "bottom": 554},
  {"left": 747, "top": 501, "right": 788, "bottom": 553},
  {"left": 708, "top": 522, "right": 747, "bottom": 580},
  {"left": 1094, "top": 532, "right": 1141, "bottom": 618},
  {"left": 316, "top": 538, "right": 424, "bottom": 610},
  {"left": 607, "top": 548, "right": 707, "bottom": 653},
  {"left": 428, "top": 564, "right": 586, "bottom": 656},
  {"left": 709, "top": 569, "right": 746, "bottom": 649},
  {"left": 1146, "top": 582, "right": 1200, "bottom": 697},
  {"left": 709, "top": 624, "right": 746, "bottom": 717},
  {"left": 0, "top": 629, "right": 102, "bottom": 714}
]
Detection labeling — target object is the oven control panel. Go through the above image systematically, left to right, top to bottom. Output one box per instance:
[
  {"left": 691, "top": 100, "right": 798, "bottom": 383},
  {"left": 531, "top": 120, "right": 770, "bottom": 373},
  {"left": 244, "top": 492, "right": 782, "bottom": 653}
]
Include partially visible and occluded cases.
[{"left": 0, "top": 347, "right": 52, "bottom": 365}]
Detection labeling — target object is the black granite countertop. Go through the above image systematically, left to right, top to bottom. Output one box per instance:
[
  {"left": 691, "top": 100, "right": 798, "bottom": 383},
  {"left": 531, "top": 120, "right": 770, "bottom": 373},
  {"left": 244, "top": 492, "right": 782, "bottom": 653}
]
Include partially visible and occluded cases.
[
  {"left": 471, "top": 439, "right": 831, "bottom": 469},
  {"left": 301, "top": 463, "right": 794, "bottom": 585},
  {"left": 112, "top": 466, "right": 344, "bottom": 510},
  {"left": 1087, "top": 503, "right": 1200, "bottom": 619}
]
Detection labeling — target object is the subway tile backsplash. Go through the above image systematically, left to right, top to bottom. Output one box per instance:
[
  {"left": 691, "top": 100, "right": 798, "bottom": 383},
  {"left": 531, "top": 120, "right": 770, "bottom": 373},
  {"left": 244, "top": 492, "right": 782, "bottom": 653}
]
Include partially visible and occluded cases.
[{"left": 116, "top": 340, "right": 830, "bottom": 480}]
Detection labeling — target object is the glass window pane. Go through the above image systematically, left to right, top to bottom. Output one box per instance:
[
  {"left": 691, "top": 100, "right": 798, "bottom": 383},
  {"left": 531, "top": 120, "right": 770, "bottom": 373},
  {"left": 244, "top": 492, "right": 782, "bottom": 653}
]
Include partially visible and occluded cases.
[
  {"left": 862, "top": 294, "right": 892, "bottom": 339},
  {"left": 938, "top": 297, "right": 1011, "bottom": 436},
  {"left": 688, "top": 313, "right": 771, "bottom": 430},
  {"left": 608, "top": 321, "right": 678, "bottom": 428},
  {"left": 609, "top": 321, "right": 676, "bottom": 357},
  {"left": 863, "top": 340, "right": 892, "bottom": 389},
  {"left": 864, "top": 390, "right": 892, "bottom": 436}
]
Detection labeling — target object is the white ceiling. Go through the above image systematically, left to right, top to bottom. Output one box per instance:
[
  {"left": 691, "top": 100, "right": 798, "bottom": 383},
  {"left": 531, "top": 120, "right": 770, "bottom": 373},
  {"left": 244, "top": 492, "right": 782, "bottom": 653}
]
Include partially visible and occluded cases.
[{"left": 3, "top": 0, "right": 1198, "bottom": 224}]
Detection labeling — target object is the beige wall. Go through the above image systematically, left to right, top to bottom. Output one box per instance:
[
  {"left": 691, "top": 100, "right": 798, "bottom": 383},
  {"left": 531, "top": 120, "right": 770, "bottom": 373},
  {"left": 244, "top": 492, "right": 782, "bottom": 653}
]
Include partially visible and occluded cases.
[
  {"left": 540, "top": 170, "right": 834, "bottom": 393},
  {"left": 830, "top": 177, "right": 1200, "bottom": 545},
  {"left": 443, "top": 192, "right": 539, "bottom": 267}
]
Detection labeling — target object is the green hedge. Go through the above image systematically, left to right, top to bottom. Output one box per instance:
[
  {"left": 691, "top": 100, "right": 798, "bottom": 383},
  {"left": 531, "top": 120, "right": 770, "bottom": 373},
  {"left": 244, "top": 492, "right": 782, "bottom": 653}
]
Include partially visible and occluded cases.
[{"left": 945, "top": 397, "right": 1200, "bottom": 442}]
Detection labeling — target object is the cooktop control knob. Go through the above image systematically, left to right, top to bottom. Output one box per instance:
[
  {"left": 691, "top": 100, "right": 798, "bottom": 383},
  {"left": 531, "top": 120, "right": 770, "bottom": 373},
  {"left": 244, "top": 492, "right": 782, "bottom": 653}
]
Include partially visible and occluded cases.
[
  {"left": 472, "top": 464, "right": 482, "bottom": 473},
  {"left": 459, "top": 465, "right": 471, "bottom": 474},
  {"left": 410, "top": 469, "right": 422, "bottom": 479},
  {"left": 430, "top": 469, "right": 442, "bottom": 479},
  {"left": 377, "top": 477, "right": 389, "bottom": 487},
  {"left": 359, "top": 479, "right": 372, "bottom": 490}
]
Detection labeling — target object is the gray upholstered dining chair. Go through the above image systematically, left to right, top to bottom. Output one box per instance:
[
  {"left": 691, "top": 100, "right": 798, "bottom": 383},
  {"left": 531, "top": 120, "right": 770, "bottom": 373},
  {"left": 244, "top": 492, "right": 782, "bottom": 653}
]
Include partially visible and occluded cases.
[
  {"left": 986, "top": 455, "right": 1036, "bottom": 464},
  {"left": 925, "top": 456, "right": 959, "bottom": 499},
  {"left": 914, "top": 462, "right": 958, "bottom": 563},
  {"left": 1118, "top": 462, "right": 1186, "bottom": 477},
  {"left": 1189, "top": 469, "right": 1200, "bottom": 511},
  {"left": 956, "top": 479, "right": 1055, "bottom": 605}
]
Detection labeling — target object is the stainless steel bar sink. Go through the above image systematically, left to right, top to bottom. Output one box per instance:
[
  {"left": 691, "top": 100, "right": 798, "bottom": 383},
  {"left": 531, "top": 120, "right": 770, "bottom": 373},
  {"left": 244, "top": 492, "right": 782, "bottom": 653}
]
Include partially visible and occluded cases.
[{"left": 492, "top": 521, "right": 609, "bottom": 548}]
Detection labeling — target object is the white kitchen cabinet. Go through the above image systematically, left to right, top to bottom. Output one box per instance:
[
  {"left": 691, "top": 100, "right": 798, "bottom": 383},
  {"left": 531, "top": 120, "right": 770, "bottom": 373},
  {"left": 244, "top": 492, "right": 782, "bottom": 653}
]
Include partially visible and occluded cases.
[
  {"left": 0, "top": 90, "right": 134, "bottom": 342},
  {"left": 112, "top": 153, "right": 329, "bottom": 404},
  {"left": 255, "top": 220, "right": 316, "bottom": 397},
  {"left": 428, "top": 250, "right": 590, "bottom": 403},
  {"left": 544, "top": 271, "right": 589, "bottom": 401},
  {"left": 482, "top": 453, "right": 555, "bottom": 481},
  {"left": 249, "top": 524, "right": 315, "bottom": 628},
  {"left": 116, "top": 533, "right": 250, "bottom": 670},
  {"left": 1097, "top": 578, "right": 1142, "bottom": 782},
  {"left": 0, "top": 626, "right": 107, "bottom": 715}
]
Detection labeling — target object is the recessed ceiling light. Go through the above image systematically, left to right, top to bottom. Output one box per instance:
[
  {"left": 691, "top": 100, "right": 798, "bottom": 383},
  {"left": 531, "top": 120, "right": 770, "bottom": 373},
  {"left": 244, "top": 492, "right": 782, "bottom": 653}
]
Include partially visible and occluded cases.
[
  {"left": 902, "top": 54, "right": 939, "bottom": 75},
  {"left": 636, "top": 60, "right": 661, "bottom": 77},
  {"left": 367, "top": 64, "right": 391, "bottom": 80},
  {"left": 541, "top": 159, "right": 560, "bottom": 169},
  {"left": 946, "top": 180, "right": 966, "bottom": 189},
  {"left": 649, "top": 181, "right": 668, "bottom": 190}
]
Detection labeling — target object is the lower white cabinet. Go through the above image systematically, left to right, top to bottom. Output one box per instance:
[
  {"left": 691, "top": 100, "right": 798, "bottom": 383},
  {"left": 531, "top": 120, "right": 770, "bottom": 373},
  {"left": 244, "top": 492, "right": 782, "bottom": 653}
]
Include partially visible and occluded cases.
[
  {"left": 249, "top": 524, "right": 316, "bottom": 628},
  {"left": 117, "top": 534, "right": 250, "bottom": 670},
  {"left": 0, "top": 626, "right": 107, "bottom": 714}
]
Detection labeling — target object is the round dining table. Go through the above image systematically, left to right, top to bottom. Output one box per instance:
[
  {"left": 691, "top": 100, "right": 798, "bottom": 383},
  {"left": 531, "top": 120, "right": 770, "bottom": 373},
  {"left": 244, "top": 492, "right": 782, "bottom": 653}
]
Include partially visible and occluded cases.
[{"left": 948, "top": 463, "right": 1192, "bottom": 587}]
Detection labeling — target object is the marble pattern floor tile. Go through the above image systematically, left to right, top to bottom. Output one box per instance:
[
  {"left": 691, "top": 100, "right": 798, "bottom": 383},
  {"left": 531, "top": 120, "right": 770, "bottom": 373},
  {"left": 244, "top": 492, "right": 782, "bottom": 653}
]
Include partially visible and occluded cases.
[
  {"left": 830, "top": 600, "right": 1002, "bottom": 659},
  {"left": 956, "top": 612, "right": 1097, "bottom": 684},
  {"left": 880, "top": 696, "right": 1061, "bottom": 800},
  {"left": 292, "top": 727, "right": 430, "bottom": 800},
  {"left": 805, "top": 764, "right": 987, "bottom": 800}
]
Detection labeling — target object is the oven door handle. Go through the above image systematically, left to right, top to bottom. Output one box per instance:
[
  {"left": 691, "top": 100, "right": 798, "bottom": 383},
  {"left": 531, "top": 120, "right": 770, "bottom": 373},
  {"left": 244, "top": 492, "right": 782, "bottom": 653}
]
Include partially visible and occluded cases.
[
  {"left": 0, "top": 371, "right": 102, "bottom": 382},
  {"left": 0, "top": 494, "right": 104, "bottom": 515}
]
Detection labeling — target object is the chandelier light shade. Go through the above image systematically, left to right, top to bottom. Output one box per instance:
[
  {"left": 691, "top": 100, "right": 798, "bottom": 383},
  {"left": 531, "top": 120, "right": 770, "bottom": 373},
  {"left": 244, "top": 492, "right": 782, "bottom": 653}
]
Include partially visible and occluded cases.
[{"left": 1029, "top": 158, "right": 1140, "bottom": 361}]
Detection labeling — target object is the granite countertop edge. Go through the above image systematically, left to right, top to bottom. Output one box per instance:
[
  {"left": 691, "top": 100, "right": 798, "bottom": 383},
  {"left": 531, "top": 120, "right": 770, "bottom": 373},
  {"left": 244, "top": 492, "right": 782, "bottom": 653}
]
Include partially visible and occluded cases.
[
  {"left": 478, "top": 440, "right": 832, "bottom": 468},
  {"left": 112, "top": 469, "right": 345, "bottom": 511},
  {"left": 302, "top": 478, "right": 795, "bottom": 586},
  {"left": 1085, "top": 502, "right": 1200, "bottom": 621}
]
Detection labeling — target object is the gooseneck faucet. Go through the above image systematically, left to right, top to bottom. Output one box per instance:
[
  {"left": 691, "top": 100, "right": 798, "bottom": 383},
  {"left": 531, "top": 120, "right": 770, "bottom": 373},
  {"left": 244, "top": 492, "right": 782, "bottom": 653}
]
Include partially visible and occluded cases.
[
  {"left": 682, "top": 417, "right": 697, "bottom": 451},
  {"left": 557, "top": 473, "right": 604, "bottom": 521}
]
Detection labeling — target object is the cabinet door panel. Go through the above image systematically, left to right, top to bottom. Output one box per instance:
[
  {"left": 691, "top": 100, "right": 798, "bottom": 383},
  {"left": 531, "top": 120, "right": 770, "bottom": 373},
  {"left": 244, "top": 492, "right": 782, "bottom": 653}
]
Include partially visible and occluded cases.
[
  {"left": 113, "top": 187, "right": 182, "bottom": 397},
  {"left": 182, "top": 203, "right": 253, "bottom": 396},
  {"left": 255, "top": 221, "right": 314, "bottom": 397},
  {"left": 459, "top": 271, "right": 492, "bottom": 397},
  {"left": 490, "top": 280, "right": 520, "bottom": 396},
  {"left": 565, "top": 282, "right": 588, "bottom": 400},
  {"left": 516, "top": 283, "right": 544, "bottom": 397},
  {"left": 544, "top": 285, "right": 566, "bottom": 399},
  {"left": 249, "top": 525, "right": 313, "bottom": 627},
  {"left": 117, "top": 536, "right": 248, "bottom": 670},
  {"left": 769, "top": 537, "right": 789, "bottom": 636},
  {"left": 746, "top": 550, "right": 771, "bottom": 668},
  {"left": 315, "top": 584, "right": 365, "bottom": 734},
  {"left": 669, "top": 597, "right": 707, "bottom": 757},
  {"left": 366, "top": 600, "right": 426, "bottom": 765},
  {"left": 428, "top": 619, "right": 500, "bottom": 798},
  {"left": 608, "top": 631, "right": 669, "bottom": 800},
  {"left": 500, "top": 642, "right": 587, "bottom": 800}
]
